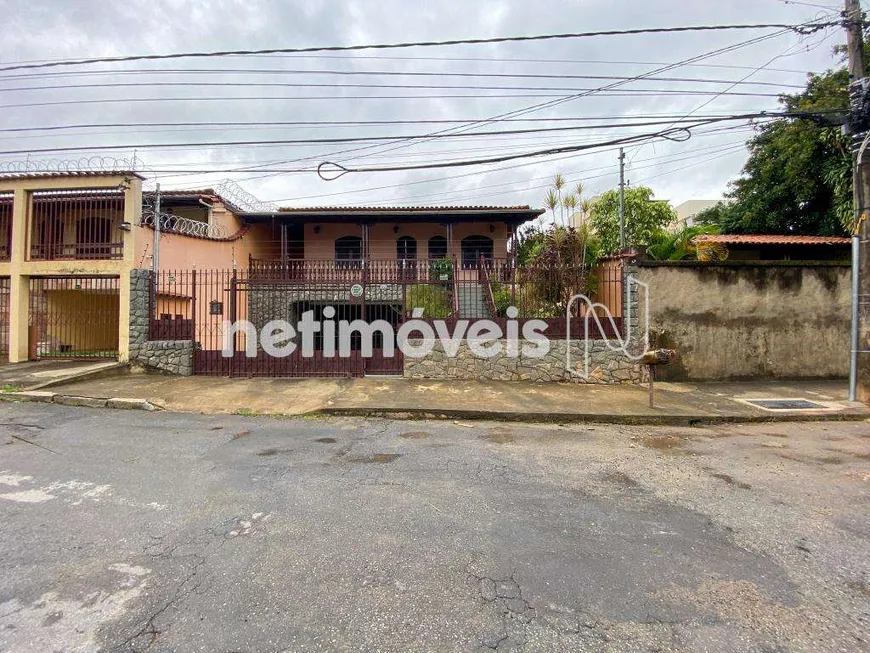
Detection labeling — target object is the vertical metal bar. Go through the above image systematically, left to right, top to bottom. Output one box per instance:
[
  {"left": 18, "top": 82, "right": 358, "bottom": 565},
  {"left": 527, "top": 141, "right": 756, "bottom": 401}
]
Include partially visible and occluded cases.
[
  {"left": 153, "top": 184, "right": 161, "bottom": 274},
  {"left": 191, "top": 268, "right": 197, "bottom": 347},
  {"left": 229, "top": 268, "right": 237, "bottom": 378}
]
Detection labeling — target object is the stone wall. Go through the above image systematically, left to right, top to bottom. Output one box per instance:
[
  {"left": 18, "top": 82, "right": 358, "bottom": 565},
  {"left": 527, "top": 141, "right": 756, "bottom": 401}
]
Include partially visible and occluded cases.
[
  {"left": 634, "top": 261, "right": 851, "bottom": 381},
  {"left": 128, "top": 269, "right": 194, "bottom": 376},
  {"left": 403, "top": 339, "right": 646, "bottom": 384},
  {"left": 134, "top": 340, "right": 194, "bottom": 376}
]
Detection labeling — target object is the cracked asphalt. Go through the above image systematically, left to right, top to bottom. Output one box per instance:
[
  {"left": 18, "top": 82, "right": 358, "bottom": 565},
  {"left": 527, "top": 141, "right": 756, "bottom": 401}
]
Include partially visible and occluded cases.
[{"left": 0, "top": 404, "right": 868, "bottom": 652}]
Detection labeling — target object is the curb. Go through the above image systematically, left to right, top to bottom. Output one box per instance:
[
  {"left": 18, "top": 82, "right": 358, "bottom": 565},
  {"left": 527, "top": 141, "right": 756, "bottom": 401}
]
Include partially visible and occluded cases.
[
  {"left": 0, "top": 391, "right": 160, "bottom": 412},
  {"left": 0, "top": 392, "right": 866, "bottom": 425},
  {"left": 312, "top": 407, "right": 870, "bottom": 426}
]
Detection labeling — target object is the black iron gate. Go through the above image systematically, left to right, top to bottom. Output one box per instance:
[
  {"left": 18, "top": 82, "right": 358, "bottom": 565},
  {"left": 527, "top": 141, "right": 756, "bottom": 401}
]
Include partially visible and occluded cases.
[{"left": 158, "top": 269, "right": 405, "bottom": 378}]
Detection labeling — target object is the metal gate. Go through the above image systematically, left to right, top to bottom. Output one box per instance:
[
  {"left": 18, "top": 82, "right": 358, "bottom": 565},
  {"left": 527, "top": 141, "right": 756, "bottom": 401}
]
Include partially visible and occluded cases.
[
  {"left": 156, "top": 269, "right": 405, "bottom": 378},
  {"left": 28, "top": 276, "right": 120, "bottom": 359},
  {"left": 0, "top": 277, "right": 9, "bottom": 360}
]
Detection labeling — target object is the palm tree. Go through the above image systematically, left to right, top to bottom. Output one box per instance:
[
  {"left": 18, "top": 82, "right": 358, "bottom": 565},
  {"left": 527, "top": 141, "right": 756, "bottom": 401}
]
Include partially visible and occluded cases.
[{"left": 544, "top": 189, "right": 559, "bottom": 225}]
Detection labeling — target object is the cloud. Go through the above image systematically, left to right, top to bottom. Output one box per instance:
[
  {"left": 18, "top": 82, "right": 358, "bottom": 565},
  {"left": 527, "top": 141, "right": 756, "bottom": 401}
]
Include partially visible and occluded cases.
[{"left": 0, "top": 0, "right": 843, "bottom": 208}]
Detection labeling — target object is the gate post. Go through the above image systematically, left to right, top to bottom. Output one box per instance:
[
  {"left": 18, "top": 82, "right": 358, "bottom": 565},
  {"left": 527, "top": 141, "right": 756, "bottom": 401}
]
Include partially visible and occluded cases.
[
  {"left": 8, "top": 188, "right": 29, "bottom": 363},
  {"left": 8, "top": 274, "right": 29, "bottom": 363}
]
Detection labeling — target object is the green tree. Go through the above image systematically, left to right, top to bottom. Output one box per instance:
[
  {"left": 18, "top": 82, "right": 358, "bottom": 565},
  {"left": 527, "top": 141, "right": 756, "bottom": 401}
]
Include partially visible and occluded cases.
[
  {"left": 708, "top": 54, "right": 855, "bottom": 235},
  {"left": 588, "top": 186, "right": 676, "bottom": 254},
  {"left": 645, "top": 224, "right": 722, "bottom": 261}
]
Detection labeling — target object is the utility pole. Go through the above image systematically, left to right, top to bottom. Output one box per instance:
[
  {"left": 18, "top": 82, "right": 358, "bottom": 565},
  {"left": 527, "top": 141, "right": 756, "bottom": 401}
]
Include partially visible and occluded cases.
[
  {"left": 845, "top": 0, "right": 870, "bottom": 403},
  {"left": 618, "top": 147, "right": 626, "bottom": 250},
  {"left": 152, "top": 183, "right": 161, "bottom": 276}
]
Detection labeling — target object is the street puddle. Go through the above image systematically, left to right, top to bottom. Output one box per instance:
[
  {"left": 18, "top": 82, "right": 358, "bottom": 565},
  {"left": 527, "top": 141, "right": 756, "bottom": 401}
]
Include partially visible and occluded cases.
[
  {"left": 481, "top": 429, "right": 516, "bottom": 444},
  {"left": 399, "top": 431, "right": 429, "bottom": 440},
  {"left": 640, "top": 435, "right": 688, "bottom": 454},
  {"left": 347, "top": 453, "right": 402, "bottom": 464}
]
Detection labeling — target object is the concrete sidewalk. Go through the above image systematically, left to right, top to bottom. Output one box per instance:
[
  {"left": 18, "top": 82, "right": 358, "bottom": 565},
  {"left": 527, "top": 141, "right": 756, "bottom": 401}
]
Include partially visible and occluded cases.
[{"left": 28, "top": 373, "right": 870, "bottom": 424}]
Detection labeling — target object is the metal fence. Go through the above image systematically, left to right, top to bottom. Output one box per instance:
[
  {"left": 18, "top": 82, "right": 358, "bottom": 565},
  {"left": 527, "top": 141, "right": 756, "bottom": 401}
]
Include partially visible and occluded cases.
[
  {"left": 30, "top": 189, "right": 125, "bottom": 261},
  {"left": 0, "top": 194, "right": 11, "bottom": 262},
  {"left": 155, "top": 258, "right": 625, "bottom": 377},
  {"left": 28, "top": 276, "right": 120, "bottom": 359},
  {"left": 0, "top": 277, "right": 9, "bottom": 359}
]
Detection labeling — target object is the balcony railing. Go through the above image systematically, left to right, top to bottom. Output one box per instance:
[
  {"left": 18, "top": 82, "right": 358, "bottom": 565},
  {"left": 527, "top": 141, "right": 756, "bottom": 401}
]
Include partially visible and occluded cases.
[
  {"left": 29, "top": 189, "right": 126, "bottom": 261},
  {"left": 30, "top": 242, "right": 124, "bottom": 261},
  {"left": 249, "top": 257, "right": 464, "bottom": 284}
]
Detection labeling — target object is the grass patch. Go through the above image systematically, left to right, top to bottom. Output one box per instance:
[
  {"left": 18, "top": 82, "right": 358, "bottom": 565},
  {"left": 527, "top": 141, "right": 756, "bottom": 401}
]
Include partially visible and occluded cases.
[{"left": 1, "top": 384, "right": 21, "bottom": 393}]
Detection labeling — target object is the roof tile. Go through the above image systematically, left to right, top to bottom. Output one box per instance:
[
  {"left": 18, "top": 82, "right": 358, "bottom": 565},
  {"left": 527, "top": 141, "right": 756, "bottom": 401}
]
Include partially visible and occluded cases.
[{"left": 694, "top": 234, "right": 850, "bottom": 246}]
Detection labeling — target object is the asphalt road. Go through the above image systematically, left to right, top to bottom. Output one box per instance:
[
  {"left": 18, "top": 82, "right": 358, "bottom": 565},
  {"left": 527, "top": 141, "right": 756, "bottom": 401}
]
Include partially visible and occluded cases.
[{"left": 0, "top": 404, "right": 867, "bottom": 653}]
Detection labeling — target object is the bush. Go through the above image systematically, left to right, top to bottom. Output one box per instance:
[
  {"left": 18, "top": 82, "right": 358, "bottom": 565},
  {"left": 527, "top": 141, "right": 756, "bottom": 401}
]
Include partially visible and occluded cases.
[
  {"left": 428, "top": 258, "right": 454, "bottom": 282},
  {"left": 490, "top": 282, "right": 513, "bottom": 317},
  {"left": 406, "top": 284, "right": 452, "bottom": 318}
]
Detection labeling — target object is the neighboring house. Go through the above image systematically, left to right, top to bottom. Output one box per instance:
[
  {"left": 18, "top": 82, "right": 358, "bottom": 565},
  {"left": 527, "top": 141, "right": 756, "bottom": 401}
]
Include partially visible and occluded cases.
[
  {"left": 0, "top": 172, "right": 551, "bottom": 372},
  {"left": 671, "top": 200, "right": 722, "bottom": 229},
  {"left": 692, "top": 234, "right": 851, "bottom": 261}
]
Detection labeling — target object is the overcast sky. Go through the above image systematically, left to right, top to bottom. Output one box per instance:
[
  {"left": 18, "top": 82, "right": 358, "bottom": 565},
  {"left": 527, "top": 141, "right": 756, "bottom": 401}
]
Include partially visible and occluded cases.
[{"left": 0, "top": 0, "right": 847, "bottom": 212}]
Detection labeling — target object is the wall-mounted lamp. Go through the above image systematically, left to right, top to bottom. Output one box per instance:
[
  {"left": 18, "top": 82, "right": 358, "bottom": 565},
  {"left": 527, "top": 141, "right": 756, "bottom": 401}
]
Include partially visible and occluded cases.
[
  {"left": 118, "top": 221, "right": 132, "bottom": 232},
  {"left": 489, "top": 224, "right": 495, "bottom": 233},
  {"left": 313, "top": 225, "right": 322, "bottom": 234},
  {"left": 392, "top": 225, "right": 400, "bottom": 234}
]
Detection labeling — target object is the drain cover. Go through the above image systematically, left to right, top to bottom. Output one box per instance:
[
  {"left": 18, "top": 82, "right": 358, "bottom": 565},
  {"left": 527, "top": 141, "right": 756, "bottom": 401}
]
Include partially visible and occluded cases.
[{"left": 745, "top": 399, "right": 826, "bottom": 410}]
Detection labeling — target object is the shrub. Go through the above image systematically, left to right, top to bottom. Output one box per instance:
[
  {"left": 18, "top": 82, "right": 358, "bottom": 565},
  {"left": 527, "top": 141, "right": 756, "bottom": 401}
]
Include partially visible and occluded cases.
[
  {"left": 428, "top": 258, "right": 454, "bottom": 282},
  {"left": 406, "top": 284, "right": 451, "bottom": 318}
]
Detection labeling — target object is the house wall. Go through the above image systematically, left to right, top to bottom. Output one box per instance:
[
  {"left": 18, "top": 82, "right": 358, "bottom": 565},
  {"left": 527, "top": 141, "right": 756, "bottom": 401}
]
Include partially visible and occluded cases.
[
  {"left": 0, "top": 173, "right": 143, "bottom": 363},
  {"left": 134, "top": 203, "right": 278, "bottom": 270},
  {"left": 301, "top": 222, "right": 510, "bottom": 260},
  {"left": 633, "top": 262, "right": 851, "bottom": 380}
]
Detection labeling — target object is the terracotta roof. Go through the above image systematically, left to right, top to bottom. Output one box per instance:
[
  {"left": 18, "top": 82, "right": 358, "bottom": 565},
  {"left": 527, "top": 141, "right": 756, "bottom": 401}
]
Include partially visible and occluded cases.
[
  {"left": 0, "top": 170, "right": 145, "bottom": 180},
  {"left": 143, "top": 188, "right": 245, "bottom": 214},
  {"left": 276, "top": 205, "right": 542, "bottom": 214},
  {"left": 694, "top": 234, "right": 851, "bottom": 246}
]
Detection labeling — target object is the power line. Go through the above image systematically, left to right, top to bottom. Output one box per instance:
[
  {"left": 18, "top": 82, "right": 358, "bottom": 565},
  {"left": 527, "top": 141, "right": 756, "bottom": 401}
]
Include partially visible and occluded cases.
[
  {"left": 627, "top": 21, "right": 835, "bottom": 165},
  {"left": 0, "top": 22, "right": 839, "bottom": 73},
  {"left": 289, "top": 29, "right": 794, "bottom": 175},
  {"left": 0, "top": 53, "right": 825, "bottom": 76},
  {"left": 0, "top": 69, "right": 807, "bottom": 89},
  {"left": 0, "top": 81, "right": 805, "bottom": 95},
  {"left": 0, "top": 89, "right": 786, "bottom": 111},
  {"left": 0, "top": 112, "right": 806, "bottom": 134},
  {"left": 0, "top": 114, "right": 779, "bottom": 157},
  {"left": 312, "top": 121, "right": 748, "bottom": 178},
  {"left": 254, "top": 139, "right": 753, "bottom": 204},
  {"left": 319, "top": 143, "right": 751, "bottom": 208}
]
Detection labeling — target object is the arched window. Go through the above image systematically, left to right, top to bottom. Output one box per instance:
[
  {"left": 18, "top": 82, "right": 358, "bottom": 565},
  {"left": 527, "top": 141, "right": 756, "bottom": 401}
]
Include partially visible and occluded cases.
[
  {"left": 76, "top": 216, "right": 112, "bottom": 259},
  {"left": 335, "top": 235, "right": 362, "bottom": 268},
  {"left": 427, "top": 235, "right": 447, "bottom": 260},
  {"left": 461, "top": 235, "right": 493, "bottom": 268},
  {"left": 396, "top": 236, "right": 417, "bottom": 262}
]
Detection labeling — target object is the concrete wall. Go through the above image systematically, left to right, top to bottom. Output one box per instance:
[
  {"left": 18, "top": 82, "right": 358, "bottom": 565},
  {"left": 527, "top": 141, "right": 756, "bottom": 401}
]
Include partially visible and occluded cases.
[{"left": 633, "top": 262, "right": 851, "bottom": 381}]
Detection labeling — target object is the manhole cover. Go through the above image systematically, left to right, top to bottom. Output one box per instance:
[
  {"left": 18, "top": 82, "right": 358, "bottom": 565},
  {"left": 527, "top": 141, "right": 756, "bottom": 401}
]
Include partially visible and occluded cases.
[{"left": 745, "top": 399, "right": 826, "bottom": 411}]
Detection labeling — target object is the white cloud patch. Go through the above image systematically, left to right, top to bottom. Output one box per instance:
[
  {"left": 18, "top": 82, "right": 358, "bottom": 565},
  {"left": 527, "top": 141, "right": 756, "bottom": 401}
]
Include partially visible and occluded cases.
[{"left": 0, "top": 0, "right": 842, "bottom": 208}]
